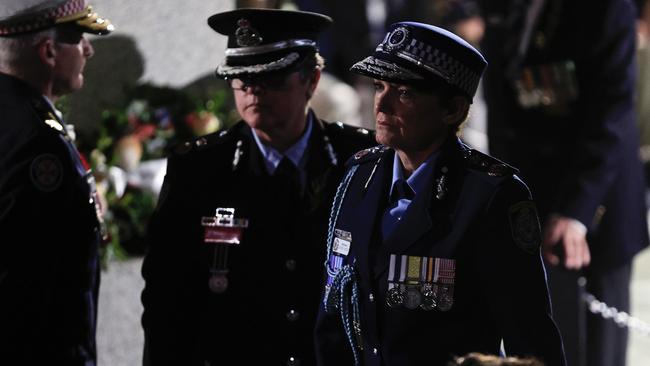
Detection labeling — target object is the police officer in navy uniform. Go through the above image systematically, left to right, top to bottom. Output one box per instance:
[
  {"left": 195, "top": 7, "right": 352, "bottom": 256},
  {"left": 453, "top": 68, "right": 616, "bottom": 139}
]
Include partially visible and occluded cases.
[
  {"left": 0, "top": 1, "right": 112, "bottom": 365},
  {"left": 480, "top": 1, "right": 649, "bottom": 365},
  {"left": 141, "top": 8, "right": 375, "bottom": 366},
  {"left": 315, "top": 22, "right": 566, "bottom": 366}
]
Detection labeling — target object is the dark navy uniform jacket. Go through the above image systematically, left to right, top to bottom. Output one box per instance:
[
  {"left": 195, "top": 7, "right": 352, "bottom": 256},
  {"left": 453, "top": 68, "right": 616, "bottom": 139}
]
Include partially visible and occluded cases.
[
  {"left": 481, "top": 0, "right": 649, "bottom": 269},
  {"left": 0, "top": 73, "right": 101, "bottom": 365},
  {"left": 141, "top": 114, "right": 375, "bottom": 365},
  {"left": 315, "top": 138, "right": 566, "bottom": 366}
]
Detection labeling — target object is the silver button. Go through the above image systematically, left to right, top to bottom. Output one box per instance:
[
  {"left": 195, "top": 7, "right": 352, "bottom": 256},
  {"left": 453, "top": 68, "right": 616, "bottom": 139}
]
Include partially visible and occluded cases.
[
  {"left": 285, "top": 259, "right": 297, "bottom": 271},
  {"left": 369, "top": 293, "right": 375, "bottom": 302},
  {"left": 286, "top": 309, "right": 300, "bottom": 322},
  {"left": 373, "top": 348, "right": 378, "bottom": 355},
  {"left": 287, "top": 356, "right": 301, "bottom": 366}
]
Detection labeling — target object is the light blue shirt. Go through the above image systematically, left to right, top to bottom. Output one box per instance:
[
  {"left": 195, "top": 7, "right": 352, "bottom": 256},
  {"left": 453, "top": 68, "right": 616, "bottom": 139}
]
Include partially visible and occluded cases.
[
  {"left": 251, "top": 113, "right": 313, "bottom": 188},
  {"left": 382, "top": 151, "right": 439, "bottom": 239}
]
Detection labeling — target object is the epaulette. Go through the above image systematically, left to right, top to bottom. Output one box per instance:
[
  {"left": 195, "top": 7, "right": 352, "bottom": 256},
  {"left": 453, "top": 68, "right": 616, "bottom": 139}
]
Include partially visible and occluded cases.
[
  {"left": 30, "top": 97, "right": 66, "bottom": 135},
  {"left": 43, "top": 113, "right": 65, "bottom": 133},
  {"left": 329, "top": 121, "right": 374, "bottom": 138},
  {"left": 172, "top": 128, "right": 233, "bottom": 156},
  {"left": 346, "top": 145, "right": 389, "bottom": 166},
  {"left": 463, "top": 148, "right": 518, "bottom": 177}
]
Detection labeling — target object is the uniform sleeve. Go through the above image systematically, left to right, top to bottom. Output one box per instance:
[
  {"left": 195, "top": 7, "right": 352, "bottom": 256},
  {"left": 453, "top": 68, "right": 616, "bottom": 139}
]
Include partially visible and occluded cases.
[
  {"left": 0, "top": 129, "right": 98, "bottom": 365},
  {"left": 141, "top": 154, "right": 205, "bottom": 365},
  {"left": 476, "top": 176, "right": 566, "bottom": 366}
]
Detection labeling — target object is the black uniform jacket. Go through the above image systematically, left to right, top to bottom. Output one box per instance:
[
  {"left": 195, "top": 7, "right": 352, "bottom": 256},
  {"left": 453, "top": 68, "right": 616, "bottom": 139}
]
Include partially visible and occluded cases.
[
  {"left": 481, "top": 0, "right": 649, "bottom": 269},
  {"left": 0, "top": 73, "right": 101, "bottom": 365},
  {"left": 141, "top": 115, "right": 375, "bottom": 365},
  {"left": 315, "top": 138, "right": 566, "bottom": 366}
]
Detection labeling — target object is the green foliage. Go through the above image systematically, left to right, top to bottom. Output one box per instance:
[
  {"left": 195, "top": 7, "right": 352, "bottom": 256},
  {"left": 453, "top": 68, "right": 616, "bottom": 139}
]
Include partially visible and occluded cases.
[{"left": 85, "top": 83, "right": 235, "bottom": 266}]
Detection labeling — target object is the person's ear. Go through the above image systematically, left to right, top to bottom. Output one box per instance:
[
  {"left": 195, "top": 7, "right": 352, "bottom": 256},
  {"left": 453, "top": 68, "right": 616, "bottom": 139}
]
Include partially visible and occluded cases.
[
  {"left": 37, "top": 38, "right": 57, "bottom": 69},
  {"left": 306, "top": 68, "right": 321, "bottom": 100},
  {"left": 442, "top": 96, "right": 470, "bottom": 126}
]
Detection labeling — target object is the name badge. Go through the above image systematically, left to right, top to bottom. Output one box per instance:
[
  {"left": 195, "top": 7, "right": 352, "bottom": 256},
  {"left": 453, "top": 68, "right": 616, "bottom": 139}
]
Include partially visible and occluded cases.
[
  {"left": 201, "top": 207, "right": 249, "bottom": 245},
  {"left": 201, "top": 207, "right": 249, "bottom": 294},
  {"left": 333, "top": 229, "right": 352, "bottom": 256}
]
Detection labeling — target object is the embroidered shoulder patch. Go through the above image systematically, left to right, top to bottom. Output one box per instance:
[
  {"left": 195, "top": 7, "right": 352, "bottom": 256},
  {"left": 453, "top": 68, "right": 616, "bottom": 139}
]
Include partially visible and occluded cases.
[
  {"left": 30, "top": 154, "right": 63, "bottom": 192},
  {"left": 508, "top": 201, "right": 541, "bottom": 254}
]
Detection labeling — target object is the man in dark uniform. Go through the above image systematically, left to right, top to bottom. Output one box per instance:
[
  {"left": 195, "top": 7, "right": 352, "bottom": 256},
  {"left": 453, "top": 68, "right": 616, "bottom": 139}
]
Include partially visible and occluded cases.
[
  {"left": 0, "top": 1, "right": 113, "bottom": 365},
  {"left": 480, "top": 1, "right": 649, "bottom": 365},
  {"left": 140, "top": 8, "right": 375, "bottom": 366},
  {"left": 315, "top": 22, "right": 566, "bottom": 366}
]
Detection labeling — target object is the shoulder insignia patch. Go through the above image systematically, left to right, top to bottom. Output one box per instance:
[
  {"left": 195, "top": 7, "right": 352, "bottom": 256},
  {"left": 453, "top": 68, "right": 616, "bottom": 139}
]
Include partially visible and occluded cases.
[
  {"left": 31, "top": 154, "right": 63, "bottom": 192},
  {"left": 508, "top": 201, "right": 542, "bottom": 254}
]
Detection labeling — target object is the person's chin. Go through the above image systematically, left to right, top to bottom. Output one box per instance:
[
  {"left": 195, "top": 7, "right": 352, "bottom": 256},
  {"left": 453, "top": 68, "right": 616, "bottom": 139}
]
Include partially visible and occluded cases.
[{"left": 375, "top": 130, "right": 399, "bottom": 147}]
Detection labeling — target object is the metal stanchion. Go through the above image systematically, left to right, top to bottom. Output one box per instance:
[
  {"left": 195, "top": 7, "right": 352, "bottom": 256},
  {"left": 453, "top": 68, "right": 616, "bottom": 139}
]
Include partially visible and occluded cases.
[{"left": 577, "top": 276, "right": 587, "bottom": 366}]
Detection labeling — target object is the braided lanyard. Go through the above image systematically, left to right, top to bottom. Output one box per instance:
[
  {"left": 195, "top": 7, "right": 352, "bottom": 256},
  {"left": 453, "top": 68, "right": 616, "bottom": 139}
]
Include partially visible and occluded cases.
[{"left": 323, "top": 164, "right": 363, "bottom": 365}]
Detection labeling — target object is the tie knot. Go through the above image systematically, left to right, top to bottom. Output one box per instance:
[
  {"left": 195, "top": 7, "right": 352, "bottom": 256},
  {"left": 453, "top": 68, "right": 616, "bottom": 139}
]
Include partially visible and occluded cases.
[{"left": 274, "top": 157, "right": 297, "bottom": 178}]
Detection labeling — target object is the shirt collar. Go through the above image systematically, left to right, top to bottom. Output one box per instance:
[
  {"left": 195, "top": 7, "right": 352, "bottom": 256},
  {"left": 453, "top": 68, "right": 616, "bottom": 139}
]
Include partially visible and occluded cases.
[
  {"left": 251, "top": 113, "right": 313, "bottom": 174},
  {"left": 389, "top": 150, "right": 439, "bottom": 199}
]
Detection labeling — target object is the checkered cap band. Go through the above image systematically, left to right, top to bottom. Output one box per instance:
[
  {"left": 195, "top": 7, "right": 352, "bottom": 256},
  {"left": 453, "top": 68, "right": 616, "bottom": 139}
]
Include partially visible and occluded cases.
[
  {"left": 0, "top": 0, "right": 86, "bottom": 35},
  {"left": 382, "top": 36, "right": 481, "bottom": 98}
]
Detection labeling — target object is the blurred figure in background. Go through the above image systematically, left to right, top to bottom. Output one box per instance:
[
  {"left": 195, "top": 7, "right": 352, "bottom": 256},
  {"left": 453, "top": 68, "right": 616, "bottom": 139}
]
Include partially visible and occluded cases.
[
  {"left": 0, "top": 0, "right": 113, "bottom": 365},
  {"left": 481, "top": 0, "right": 649, "bottom": 365},
  {"left": 635, "top": 0, "right": 650, "bottom": 186},
  {"left": 141, "top": 8, "right": 375, "bottom": 366}
]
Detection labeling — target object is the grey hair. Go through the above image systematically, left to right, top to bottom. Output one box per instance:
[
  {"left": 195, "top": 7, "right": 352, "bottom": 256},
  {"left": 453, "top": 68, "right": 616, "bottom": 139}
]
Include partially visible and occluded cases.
[{"left": 0, "top": 28, "right": 57, "bottom": 71}]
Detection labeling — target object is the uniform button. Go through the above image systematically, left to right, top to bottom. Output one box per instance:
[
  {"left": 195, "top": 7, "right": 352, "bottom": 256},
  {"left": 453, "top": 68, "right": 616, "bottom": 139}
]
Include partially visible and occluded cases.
[
  {"left": 285, "top": 259, "right": 297, "bottom": 271},
  {"left": 369, "top": 293, "right": 375, "bottom": 302},
  {"left": 286, "top": 309, "right": 300, "bottom": 322},
  {"left": 373, "top": 348, "right": 378, "bottom": 356},
  {"left": 287, "top": 356, "right": 301, "bottom": 366}
]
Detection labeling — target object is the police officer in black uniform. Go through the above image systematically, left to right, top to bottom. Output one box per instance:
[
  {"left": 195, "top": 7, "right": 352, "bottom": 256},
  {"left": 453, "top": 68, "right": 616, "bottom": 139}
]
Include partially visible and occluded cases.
[
  {"left": 0, "top": 1, "right": 113, "bottom": 365},
  {"left": 141, "top": 8, "right": 375, "bottom": 366},
  {"left": 315, "top": 22, "right": 566, "bottom": 366}
]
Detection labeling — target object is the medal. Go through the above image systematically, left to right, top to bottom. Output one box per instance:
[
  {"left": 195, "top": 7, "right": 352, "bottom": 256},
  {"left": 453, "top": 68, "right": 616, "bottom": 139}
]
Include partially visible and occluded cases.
[
  {"left": 201, "top": 208, "right": 249, "bottom": 293},
  {"left": 433, "top": 258, "right": 456, "bottom": 311},
  {"left": 209, "top": 273, "right": 229, "bottom": 293},
  {"left": 420, "top": 284, "right": 437, "bottom": 311},
  {"left": 386, "top": 286, "right": 404, "bottom": 308},
  {"left": 436, "top": 286, "right": 454, "bottom": 312},
  {"left": 404, "top": 287, "right": 422, "bottom": 309}
]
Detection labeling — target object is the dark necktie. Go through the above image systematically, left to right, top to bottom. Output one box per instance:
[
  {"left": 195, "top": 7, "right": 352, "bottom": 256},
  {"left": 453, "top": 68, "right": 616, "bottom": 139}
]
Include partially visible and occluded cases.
[
  {"left": 274, "top": 157, "right": 302, "bottom": 200},
  {"left": 381, "top": 179, "right": 414, "bottom": 239}
]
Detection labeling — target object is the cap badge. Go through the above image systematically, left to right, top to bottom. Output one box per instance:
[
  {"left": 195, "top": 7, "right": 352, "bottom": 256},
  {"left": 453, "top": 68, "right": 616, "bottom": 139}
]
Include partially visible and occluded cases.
[
  {"left": 235, "top": 18, "right": 263, "bottom": 47},
  {"left": 384, "top": 26, "right": 409, "bottom": 52}
]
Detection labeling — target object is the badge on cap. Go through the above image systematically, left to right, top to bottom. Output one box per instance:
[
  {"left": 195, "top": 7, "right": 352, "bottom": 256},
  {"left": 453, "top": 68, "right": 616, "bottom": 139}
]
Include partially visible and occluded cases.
[
  {"left": 236, "top": 18, "right": 263, "bottom": 47},
  {"left": 384, "top": 26, "right": 409, "bottom": 51},
  {"left": 30, "top": 154, "right": 63, "bottom": 192},
  {"left": 508, "top": 201, "right": 542, "bottom": 254}
]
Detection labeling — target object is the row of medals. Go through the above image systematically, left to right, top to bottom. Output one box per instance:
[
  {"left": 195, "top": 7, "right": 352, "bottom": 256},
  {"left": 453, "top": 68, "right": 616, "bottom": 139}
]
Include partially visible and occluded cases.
[{"left": 386, "top": 282, "right": 453, "bottom": 311}]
